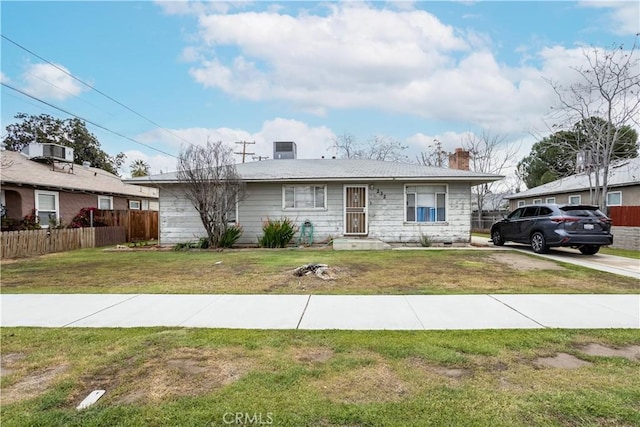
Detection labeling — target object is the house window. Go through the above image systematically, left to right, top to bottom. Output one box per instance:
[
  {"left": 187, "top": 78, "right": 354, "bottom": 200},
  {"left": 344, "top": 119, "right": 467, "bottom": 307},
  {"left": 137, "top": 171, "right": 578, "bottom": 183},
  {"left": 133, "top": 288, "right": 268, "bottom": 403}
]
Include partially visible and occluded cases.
[
  {"left": 283, "top": 185, "right": 326, "bottom": 210},
  {"left": 405, "top": 185, "right": 446, "bottom": 222},
  {"left": 35, "top": 190, "right": 59, "bottom": 227},
  {"left": 606, "top": 191, "right": 622, "bottom": 207},
  {"left": 567, "top": 195, "right": 581, "bottom": 204},
  {"left": 98, "top": 196, "right": 113, "bottom": 210},
  {"left": 546, "top": 197, "right": 556, "bottom": 204},
  {"left": 533, "top": 199, "right": 542, "bottom": 204},
  {"left": 129, "top": 200, "right": 141, "bottom": 210},
  {"left": 517, "top": 200, "right": 525, "bottom": 208}
]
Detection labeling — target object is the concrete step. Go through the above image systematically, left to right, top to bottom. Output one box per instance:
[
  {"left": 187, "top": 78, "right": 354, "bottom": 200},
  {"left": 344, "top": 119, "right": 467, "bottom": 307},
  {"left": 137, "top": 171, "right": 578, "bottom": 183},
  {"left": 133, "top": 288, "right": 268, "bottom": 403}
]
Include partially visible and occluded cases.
[{"left": 332, "top": 238, "right": 391, "bottom": 250}]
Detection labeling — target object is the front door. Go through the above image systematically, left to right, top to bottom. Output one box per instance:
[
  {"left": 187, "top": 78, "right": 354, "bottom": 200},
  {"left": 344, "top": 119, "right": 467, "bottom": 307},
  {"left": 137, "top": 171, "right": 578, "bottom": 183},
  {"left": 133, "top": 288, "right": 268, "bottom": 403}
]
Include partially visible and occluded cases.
[{"left": 344, "top": 185, "right": 368, "bottom": 235}]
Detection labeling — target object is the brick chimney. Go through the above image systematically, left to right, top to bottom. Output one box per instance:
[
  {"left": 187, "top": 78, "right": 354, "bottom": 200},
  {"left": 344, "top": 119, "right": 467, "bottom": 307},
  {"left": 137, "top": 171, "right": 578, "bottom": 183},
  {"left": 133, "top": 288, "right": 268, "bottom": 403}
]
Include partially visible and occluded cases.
[{"left": 449, "top": 148, "right": 470, "bottom": 171}]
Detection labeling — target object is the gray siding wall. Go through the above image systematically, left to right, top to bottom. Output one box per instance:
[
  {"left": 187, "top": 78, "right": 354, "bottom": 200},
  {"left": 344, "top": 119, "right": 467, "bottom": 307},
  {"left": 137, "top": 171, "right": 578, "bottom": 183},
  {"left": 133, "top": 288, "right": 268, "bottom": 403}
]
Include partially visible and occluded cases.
[
  {"left": 159, "top": 181, "right": 473, "bottom": 245},
  {"left": 509, "top": 185, "right": 640, "bottom": 211}
]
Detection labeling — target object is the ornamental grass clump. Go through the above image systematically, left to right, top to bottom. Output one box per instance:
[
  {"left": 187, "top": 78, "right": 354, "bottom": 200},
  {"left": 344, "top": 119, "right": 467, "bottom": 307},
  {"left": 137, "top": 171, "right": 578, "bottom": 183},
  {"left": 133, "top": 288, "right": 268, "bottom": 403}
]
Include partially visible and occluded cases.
[
  {"left": 258, "top": 217, "right": 297, "bottom": 248},
  {"left": 219, "top": 224, "right": 243, "bottom": 248}
]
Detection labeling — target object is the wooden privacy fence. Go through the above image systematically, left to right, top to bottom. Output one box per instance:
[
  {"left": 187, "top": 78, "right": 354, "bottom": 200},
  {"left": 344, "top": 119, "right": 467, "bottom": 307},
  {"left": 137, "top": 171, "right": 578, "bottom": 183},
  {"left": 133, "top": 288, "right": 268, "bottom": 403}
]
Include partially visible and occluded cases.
[
  {"left": 609, "top": 206, "right": 640, "bottom": 227},
  {"left": 96, "top": 210, "right": 158, "bottom": 242},
  {"left": 1, "top": 226, "right": 126, "bottom": 259}
]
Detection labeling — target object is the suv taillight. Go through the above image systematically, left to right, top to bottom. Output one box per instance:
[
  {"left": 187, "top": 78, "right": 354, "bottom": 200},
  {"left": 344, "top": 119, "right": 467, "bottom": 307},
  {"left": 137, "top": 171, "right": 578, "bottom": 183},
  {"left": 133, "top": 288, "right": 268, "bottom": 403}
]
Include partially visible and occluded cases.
[{"left": 550, "top": 216, "right": 580, "bottom": 223}]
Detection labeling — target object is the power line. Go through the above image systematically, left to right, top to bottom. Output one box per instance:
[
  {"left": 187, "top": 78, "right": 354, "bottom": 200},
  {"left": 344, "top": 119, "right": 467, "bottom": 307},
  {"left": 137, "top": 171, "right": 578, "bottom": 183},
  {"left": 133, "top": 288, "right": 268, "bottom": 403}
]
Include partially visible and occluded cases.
[
  {"left": 2, "top": 34, "right": 197, "bottom": 149},
  {"left": 1, "top": 82, "right": 179, "bottom": 159}
]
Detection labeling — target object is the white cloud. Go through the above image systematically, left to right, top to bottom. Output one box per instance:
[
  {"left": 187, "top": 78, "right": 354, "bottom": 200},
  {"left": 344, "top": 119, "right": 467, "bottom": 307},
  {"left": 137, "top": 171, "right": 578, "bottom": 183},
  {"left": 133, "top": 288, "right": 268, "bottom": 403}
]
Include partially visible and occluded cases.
[
  {"left": 579, "top": 1, "right": 640, "bottom": 35},
  {"left": 181, "top": 3, "right": 628, "bottom": 135},
  {"left": 21, "top": 63, "right": 85, "bottom": 101},
  {"left": 0, "top": 72, "right": 10, "bottom": 84}
]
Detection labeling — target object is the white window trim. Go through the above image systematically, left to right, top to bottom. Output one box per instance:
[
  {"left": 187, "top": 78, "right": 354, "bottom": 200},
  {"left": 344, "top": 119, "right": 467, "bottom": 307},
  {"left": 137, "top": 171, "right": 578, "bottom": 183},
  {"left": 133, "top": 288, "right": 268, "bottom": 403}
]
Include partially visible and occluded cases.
[
  {"left": 404, "top": 184, "right": 448, "bottom": 223},
  {"left": 282, "top": 185, "right": 327, "bottom": 211},
  {"left": 35, "top": 190, "right": 59, "bottom": 228},
  {"left": 606, "top": 191, "right": 622, "bottom": 207},
  {"left": 98, "top": 195, "right": 113, "bottom": 210},
  {"left": 568, "top": 195, "right": 581, "bottom": 205},
  {"left": 545, "top": 197, "right": 556, "bottom": 204},
  {"left": 532, "top": 199, "right": 542, "bottom": 204},
  {"left": 129, "top": 200, "right": 141, "bottom": 210},
  {"left": 516, "top": 200, "right": 525, "bottom": 208}
]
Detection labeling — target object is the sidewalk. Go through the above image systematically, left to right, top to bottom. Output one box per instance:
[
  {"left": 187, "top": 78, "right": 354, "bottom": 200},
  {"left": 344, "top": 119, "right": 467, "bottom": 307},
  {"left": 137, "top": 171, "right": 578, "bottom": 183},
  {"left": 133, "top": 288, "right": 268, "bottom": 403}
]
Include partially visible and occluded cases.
[{"left": 1, "top": 293, "right": 638, "bottom": 330}]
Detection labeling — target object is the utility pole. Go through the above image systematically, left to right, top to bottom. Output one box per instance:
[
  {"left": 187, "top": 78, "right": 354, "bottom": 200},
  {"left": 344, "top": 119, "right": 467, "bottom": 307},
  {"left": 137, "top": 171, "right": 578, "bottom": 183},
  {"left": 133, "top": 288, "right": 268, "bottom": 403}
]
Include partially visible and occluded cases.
[{"left": 234, "top": 141, "right": 255, "bottom": 163}]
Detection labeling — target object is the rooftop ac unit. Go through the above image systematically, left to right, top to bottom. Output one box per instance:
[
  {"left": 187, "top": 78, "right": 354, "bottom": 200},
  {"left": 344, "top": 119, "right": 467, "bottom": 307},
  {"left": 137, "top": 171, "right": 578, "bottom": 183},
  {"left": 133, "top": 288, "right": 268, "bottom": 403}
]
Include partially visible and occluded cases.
[
  {"left": 273, "top": 141, "right": 297, "bottom": 159},
  {"left": 22, "top": 143, "right": 74, "bottom": 162}
]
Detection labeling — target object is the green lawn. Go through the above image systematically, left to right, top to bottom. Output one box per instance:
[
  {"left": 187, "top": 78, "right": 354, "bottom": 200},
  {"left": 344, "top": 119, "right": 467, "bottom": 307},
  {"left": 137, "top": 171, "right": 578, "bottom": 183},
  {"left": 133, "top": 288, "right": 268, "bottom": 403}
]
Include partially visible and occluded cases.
[
  {"left": 1, "top": 247, "right": 638, "bottom": 294},
  {"left": 1, "top": 328, "right": 639, "bottom": 427}
]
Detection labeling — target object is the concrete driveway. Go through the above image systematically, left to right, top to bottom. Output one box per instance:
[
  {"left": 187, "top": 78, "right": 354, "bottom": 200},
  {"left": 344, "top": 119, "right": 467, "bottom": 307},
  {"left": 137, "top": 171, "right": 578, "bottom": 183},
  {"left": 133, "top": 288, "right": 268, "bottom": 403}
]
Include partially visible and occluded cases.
[{"left": 471, "top": 236, "right": 640, "bottom": 280}]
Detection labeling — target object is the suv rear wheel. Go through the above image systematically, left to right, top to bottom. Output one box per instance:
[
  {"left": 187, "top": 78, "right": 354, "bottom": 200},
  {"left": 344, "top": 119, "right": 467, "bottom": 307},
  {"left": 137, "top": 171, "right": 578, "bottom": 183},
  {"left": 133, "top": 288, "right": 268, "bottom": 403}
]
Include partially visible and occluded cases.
[
  {"left": 531, "top": 232, "right": 549, "bottom": 254},
  {"left": 579, "top": 245, "right": 600, "bottom": 255}
]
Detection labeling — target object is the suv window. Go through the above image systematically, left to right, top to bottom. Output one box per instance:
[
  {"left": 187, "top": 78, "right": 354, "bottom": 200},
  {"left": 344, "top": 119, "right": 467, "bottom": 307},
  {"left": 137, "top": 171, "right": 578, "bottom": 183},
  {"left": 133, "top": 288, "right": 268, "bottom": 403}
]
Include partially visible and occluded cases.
[
  {"left": 561, "top": 206, "right": 605, "bottom": 217},
  {"left": 522, "top": 207, "right": 539, "bottom": 217},
  {"left": 538, "top": 207, "right": 553, "bottom": 216},
  {"left": 508, "top": 208, "right": 524, "bottom": 220}
]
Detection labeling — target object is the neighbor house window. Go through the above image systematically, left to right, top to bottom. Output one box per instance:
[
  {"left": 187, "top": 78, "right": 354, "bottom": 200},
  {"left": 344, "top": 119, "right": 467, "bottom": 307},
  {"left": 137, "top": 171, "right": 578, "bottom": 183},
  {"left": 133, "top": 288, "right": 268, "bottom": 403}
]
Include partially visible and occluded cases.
[
  {"left": 283, "top": 185, "right": 326, "bottom": 209},
  {"left": 405, "top": 185, "right": 446, "bottom": 222},
  {"left": 35, "top": 190, "right": 59, "bottom": 227},
  {"left": 606, "top": 191, "right": 622, "bottom": 207},
  {"left": 568, "top": 195, "right": 581, "bottom": 205},
  {"left": 98, "top": 196, "right": 113, "bottom": 210},
  {"left": 546, "top": 197, "right": 556, "bottom": 204},
  {"left": 533, "top": 199, "right": 542, "bottom": 204},
  {"left": 129, "top": 200, "right": 141, "bottom": 210},
  {"left": 517, "top": 200, "right": 525, "bottom": 207}
]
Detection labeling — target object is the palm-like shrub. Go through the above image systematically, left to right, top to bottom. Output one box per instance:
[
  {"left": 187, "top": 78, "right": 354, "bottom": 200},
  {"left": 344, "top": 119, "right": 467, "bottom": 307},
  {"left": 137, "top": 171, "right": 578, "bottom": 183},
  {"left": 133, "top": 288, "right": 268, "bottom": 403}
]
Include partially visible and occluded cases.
[{"left": 258, "top": 217, "right": 297, "bottom": 248}]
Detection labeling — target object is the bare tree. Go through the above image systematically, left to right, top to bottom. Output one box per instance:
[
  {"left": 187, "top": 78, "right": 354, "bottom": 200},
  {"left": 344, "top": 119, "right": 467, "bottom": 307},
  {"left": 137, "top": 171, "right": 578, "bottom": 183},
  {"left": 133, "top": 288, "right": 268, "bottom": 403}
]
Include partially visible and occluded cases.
[
  {"left": 547, "top": 37, "right": 640, "bottom": 210},
  {"left": 463, "top": 131, "right": 520, "bottom": 227},
  {"left": 332, "top": 133, "right": 408, "bottom": 162},
  {"left": 417, "top": 138, "right": 449, "bottom": 167},
  {"left": 177, "top": 140, "right": 245, "bottom": 248}
]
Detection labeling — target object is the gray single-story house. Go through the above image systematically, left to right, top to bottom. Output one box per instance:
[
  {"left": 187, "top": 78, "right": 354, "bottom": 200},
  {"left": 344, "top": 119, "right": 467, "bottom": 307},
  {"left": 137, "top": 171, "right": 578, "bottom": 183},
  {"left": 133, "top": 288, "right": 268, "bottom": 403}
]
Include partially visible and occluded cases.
[
  {"left": 126, "top": 144, "right": 503, "bottom": 246},
  {"left": 505, "top": 157, "right": 640, "bottom": 211}
]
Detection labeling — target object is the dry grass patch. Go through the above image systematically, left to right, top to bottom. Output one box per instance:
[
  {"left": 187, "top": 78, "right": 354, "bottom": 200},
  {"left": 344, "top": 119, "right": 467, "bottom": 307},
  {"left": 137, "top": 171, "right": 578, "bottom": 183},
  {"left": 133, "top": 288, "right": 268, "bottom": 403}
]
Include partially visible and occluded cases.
[
  {"left": 488, "top": 252, "right": 566, "bottom": 271},
  {"left": 577, "top": 343, "right": 640, "bottom": 361},
  {"left": 72, "top": 346, "right": 258, "bottom": 406},
  {"left": 292, "top": 346, "right": 335, "bottom": 364},
  {"left": 314, "top": 361, "right": 413, "bottom": 404},
  {"left": 2, "top": 362, "right": 69, "bottom": 404}
]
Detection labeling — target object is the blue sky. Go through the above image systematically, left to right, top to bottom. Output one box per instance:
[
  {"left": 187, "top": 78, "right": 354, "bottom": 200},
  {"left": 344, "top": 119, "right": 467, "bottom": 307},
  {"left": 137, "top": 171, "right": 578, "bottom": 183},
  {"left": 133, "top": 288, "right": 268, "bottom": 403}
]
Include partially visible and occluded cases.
[{"left": 1, "top": 1, "right": 638, "bottom": 182}]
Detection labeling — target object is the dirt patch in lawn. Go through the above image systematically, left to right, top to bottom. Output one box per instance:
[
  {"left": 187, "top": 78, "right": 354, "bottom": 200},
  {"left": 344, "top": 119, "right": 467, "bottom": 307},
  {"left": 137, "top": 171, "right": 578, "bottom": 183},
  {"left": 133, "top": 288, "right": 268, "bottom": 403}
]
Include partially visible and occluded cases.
[
  {"left": 488, "top": 253, "right": 565, "bottom": 271},
  {"left": 578, "top": 344, "right": 640, "bottom": 361},
  {"left": 73, "top": 347, "right": 257, "bottom": 405},
  {"left": 293, "top": 347, "right": 335, "bottom": 364},
  {"left": 0, "top": 352, "right": 26, "bottom": 377},
  {"left": 533, "top": 353, "right": 592, "bottom": 369},
  {"left": 2, "top": 363, "right": 69, "bottom": 404}
]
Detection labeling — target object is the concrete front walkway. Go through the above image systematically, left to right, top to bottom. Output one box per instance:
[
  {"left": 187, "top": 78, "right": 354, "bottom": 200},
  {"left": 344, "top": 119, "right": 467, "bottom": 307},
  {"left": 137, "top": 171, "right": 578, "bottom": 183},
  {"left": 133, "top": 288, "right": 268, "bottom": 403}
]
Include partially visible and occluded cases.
[{"left": 1, "top": 294, "right": 638, "bottom": 330}]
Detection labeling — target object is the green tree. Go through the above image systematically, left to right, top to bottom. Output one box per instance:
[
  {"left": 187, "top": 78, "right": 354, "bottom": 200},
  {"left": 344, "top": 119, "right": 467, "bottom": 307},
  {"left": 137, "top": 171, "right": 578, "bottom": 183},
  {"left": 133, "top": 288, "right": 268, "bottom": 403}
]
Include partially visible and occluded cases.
[
  {"left": 2, "top": 113, "right": 125, "bottom": 175},
  {"left": 517, "top": 119, "right": 638, "bottom": 189},
  {"left": 130, "top": 159, "right": 150, "bottom": 177}
]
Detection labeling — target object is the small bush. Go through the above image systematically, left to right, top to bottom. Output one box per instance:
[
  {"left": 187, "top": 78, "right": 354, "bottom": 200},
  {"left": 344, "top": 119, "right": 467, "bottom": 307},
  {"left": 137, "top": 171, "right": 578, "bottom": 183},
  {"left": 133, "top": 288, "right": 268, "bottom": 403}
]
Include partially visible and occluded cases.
[
  {"left": 259, "top": 217, "right": 297, "bottom": 248},
  {"left": 219, "top": 225, "right": 243, "bottom": 248},
  {"left": 419, "top": 233, "right": 432, "bottom": 247}
]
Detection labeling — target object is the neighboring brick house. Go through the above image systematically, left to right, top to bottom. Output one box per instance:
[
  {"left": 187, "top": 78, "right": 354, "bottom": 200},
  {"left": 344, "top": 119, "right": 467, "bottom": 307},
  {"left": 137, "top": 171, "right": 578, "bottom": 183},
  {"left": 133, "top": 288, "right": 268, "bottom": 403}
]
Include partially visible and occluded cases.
[{"left": 1, "top": 148, "right": 158, "bottom": 228}]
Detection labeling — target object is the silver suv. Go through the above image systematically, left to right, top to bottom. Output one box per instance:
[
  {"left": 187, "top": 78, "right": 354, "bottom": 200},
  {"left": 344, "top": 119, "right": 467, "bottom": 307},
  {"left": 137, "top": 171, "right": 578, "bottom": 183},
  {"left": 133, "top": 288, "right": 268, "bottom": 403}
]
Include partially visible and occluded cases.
[{"left": 490, "top": 204, "right": 613, "bottom": 255}]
